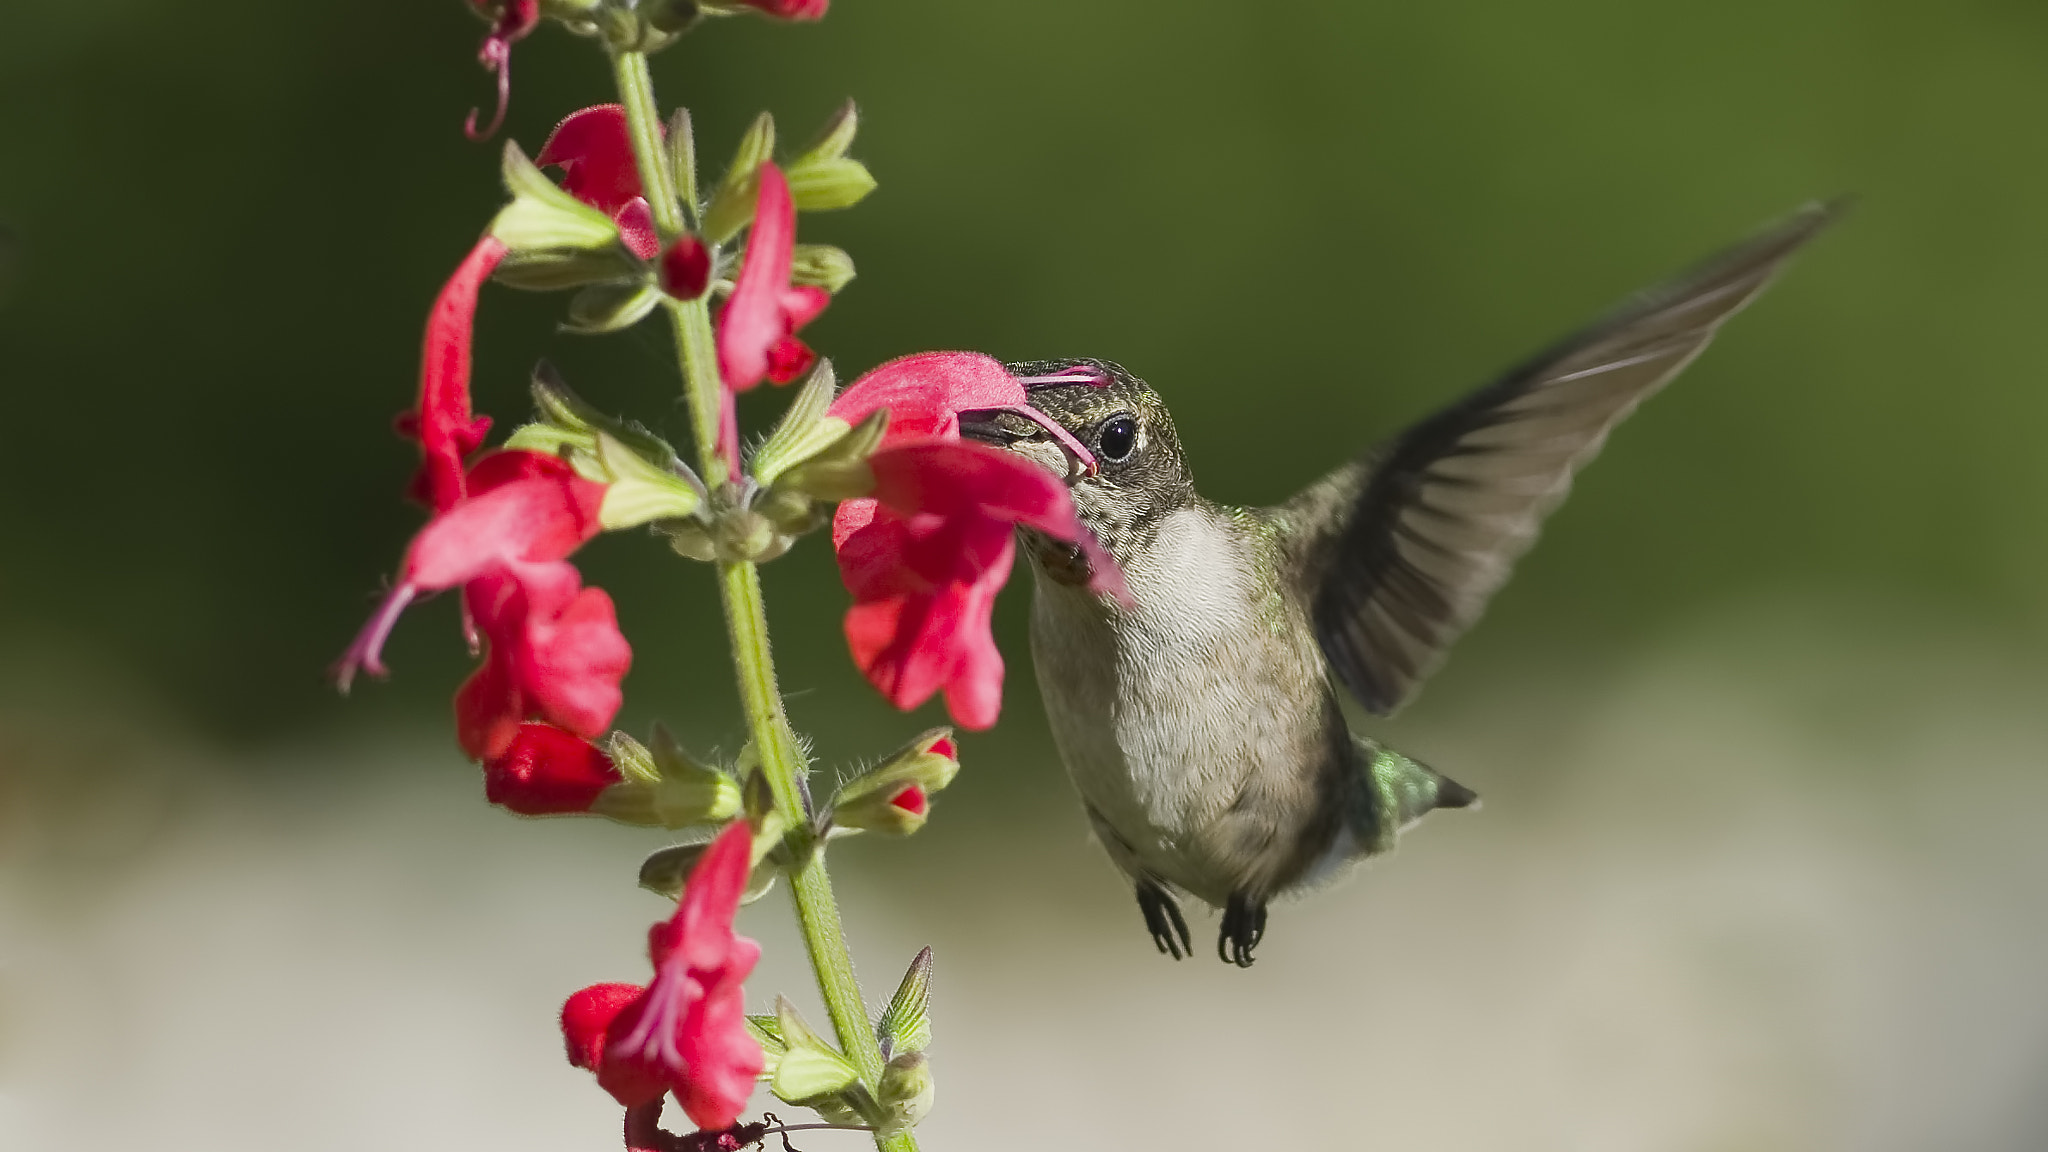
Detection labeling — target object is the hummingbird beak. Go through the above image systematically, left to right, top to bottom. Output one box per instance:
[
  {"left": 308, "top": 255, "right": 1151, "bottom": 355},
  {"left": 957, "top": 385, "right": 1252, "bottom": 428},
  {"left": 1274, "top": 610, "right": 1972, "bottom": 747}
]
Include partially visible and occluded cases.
[{"left": 958, "top": 407, "right": 1098, "bottom": 481}]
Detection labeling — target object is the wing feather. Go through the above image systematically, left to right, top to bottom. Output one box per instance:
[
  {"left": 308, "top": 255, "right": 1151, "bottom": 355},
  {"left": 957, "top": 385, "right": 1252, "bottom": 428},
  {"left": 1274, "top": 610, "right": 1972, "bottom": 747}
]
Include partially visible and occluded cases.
[{"left": 1290, "top": 203, "right": 1836, "bottom": 715}]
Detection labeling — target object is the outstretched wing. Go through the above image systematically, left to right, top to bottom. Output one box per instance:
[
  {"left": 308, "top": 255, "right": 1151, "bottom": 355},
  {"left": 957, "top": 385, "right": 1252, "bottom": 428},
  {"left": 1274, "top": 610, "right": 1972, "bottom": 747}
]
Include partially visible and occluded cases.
[{"left": 1286, "top": 203, "right": 1835, "bottom": 715}]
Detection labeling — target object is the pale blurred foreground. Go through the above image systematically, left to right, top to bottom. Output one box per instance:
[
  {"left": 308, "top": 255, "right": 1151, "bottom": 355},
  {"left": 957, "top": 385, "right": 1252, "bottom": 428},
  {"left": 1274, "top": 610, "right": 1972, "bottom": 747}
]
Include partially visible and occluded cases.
[{"left": 4, "top": 595, "right": 2046, "bottom": 1152}]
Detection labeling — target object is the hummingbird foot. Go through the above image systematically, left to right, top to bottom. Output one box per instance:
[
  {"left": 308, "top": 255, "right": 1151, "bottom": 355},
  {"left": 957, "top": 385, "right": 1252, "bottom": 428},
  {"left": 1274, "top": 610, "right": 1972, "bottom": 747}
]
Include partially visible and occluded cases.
[
  {"left": 1135, "top": 880, "right": 1192, "bottom": 960},
  {"left": 1218, "top": 893, "right": 1267, "bottom": 968}
]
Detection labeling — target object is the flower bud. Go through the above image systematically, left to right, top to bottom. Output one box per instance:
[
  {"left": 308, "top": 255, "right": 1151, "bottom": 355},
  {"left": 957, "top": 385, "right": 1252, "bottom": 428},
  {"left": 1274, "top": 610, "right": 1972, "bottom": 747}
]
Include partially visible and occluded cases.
[
  {"left": 488, "top": 142, "right": 631, "bottom": 258},
  {"left": 784, "top": 157, "right": 876, "bottom": 213},
  {"left": 660, "top": 235, "right": 712, "bottom": 300},
  {"left": 790, "top": 244, "right": 857, "bottom": 294},
  {"left": 483, "top": 723, "right": 625, "bottom": 815},
  {"left": 829, "top": 729, "right": 959, "bottom": 835},
  {"left": 639, "top": 836, "right": 782, "bottom": 904},
  {"left": 875, "top": 947, "right": 933, "bottom": 1059},
  {"left": 876, "top": 1051, "right": 935, "bottom": 1135}
]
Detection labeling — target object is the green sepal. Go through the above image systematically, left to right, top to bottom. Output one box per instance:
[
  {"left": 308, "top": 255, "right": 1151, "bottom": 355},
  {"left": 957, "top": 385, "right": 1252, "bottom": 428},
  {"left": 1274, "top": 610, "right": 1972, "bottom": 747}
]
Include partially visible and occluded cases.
[
  {"left": 792, "top": 100, "right": 858, "bottom": 167},
  {"left": 667, "top": 106, "right": 700, "bottom": 224},
  {"left": 703, "top": 112, "right": 777, "bottom": 243},
  {"left": 490, "top": 141, "right": 622, "bottom": 253},
  {"left": 785, "top": 157, "right": 876, "bottom": 213},
  {"left": 790, "top": 244, "right": 856, "bottom": 294},
  {"left": 492, "top": 247, "right": 643, "bottom": 292},
  {"left": 564, "top": 281, "right": 662, "bottom": 335},
  {"left": 751, "top": 360, "right": 841, "bottom": 486},
  {"left": 772, "top": 409, "right": 885, "bottom": 501},
  {"left": 597, "top": 431, "right": 705, "bottom": 530},
  {"left": 638, "top": 833, "right": 781, "bottom": 904},
  {"left": 875, "top": 946, "right": 933, "bottom": 1059},
  {"left": 770, "top": 992, "right": 860, "bottom": 1098},
  {"left": 745, "top": 1015, "right": 787, "bottom": 1080},
  {"left": 875, "top": 1052, "right": 935, "bottom": 1136}
]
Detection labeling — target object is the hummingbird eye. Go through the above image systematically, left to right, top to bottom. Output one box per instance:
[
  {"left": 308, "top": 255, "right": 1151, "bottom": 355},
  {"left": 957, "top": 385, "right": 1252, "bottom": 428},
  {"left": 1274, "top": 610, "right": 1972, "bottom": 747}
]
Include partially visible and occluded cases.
[{"left": 1097, "top": 416, "right": 1138, "bottom": 463}]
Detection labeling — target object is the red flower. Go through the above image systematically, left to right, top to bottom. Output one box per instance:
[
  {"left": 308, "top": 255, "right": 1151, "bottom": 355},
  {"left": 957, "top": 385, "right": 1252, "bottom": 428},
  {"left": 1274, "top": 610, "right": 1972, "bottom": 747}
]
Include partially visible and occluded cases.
[
  {"left": 465, "top": 0, "right": 540, "bottom": 141},
  {"left": 735, "top": 0, "right": 830, "bottom": 18},
  {"left": 538, "top": 106, "right": 661, "bottom": 260},
  {"left": 717, "top": 163, "right": 829, "bottom": 393},
  {"left": 661, "top": 236, "right": 712, "bottom": 300},
  {"left": 397, "top": 237, "right": 505, "bottom": 513},
  {"left": 826, "top": 353, "right": 1126, "bottom": 729},
  {"left": 335, "top": 449, "right": 631, "bottom": 761},
  {"left": 485, "top": 723, "right": 624, "bottom": 815},
  {"left": 562, "top": 823, "right": 764, "bottom": 1130}
]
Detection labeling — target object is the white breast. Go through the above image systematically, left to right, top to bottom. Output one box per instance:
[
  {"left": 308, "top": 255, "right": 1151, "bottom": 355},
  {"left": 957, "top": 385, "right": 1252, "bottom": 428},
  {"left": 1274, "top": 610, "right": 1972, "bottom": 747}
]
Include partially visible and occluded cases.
[{"left": 1028, "top": 506, "right": 1319, "bottom": 894}]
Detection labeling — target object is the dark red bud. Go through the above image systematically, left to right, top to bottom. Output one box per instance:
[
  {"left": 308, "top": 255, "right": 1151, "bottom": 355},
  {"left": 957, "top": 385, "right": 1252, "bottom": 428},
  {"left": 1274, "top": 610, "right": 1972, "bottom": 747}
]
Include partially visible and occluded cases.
[{"left": 661, "top": 236, "right": 712, "bottom": 300}]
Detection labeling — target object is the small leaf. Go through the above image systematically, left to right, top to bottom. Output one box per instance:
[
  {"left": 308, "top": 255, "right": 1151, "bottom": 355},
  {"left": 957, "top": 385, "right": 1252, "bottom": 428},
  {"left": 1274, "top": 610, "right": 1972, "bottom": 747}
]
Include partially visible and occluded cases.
[
  {"left": 793, "top": 100, "right": 858, "bottom": 166},
  {"left": 667, "top": 106, "right": 700, "bottom": 224}
]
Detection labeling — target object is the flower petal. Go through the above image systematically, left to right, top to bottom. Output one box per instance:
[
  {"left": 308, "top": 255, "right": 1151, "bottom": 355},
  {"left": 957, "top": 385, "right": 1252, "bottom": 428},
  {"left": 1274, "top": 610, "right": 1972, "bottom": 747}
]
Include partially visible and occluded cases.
[
  {"left": 537, "top": 105, "right": 646, "bottom": 217},
  {"left": 718, "top": 164, "right": 828, "bottom": 393},
  {"left": 404, "top": 237, "right": 505, "bottom": 513},
  {"left": 827, "top": 352, "right": 1026, "bottom": 444},
  {"left": 484, "top": 722, "right": 623, "bottom": 815}
]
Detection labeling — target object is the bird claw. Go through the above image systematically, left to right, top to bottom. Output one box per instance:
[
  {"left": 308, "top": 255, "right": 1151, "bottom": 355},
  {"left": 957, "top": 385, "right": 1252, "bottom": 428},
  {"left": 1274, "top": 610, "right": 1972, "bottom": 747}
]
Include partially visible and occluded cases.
[
  {"left": 1136, "top": 880, "right": 1191, "bottom": 960},
  {"left": 1218, "top": 893, "right": 1267, "bottom": 968}
]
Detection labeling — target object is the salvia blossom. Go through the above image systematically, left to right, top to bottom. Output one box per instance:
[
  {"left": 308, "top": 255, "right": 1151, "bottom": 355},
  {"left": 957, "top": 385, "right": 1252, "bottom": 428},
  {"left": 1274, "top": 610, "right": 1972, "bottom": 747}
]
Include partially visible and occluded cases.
[
  {"left": 466, "top": 0, "right": 540, "bottom": 141},
  {"left": 537, "top": 105, "right": 661, "bottom": 260},
  {"left": 717, "top": 163, "right": 829, "bottom": 393},
  {"left": 828, "top": 353, "right": 1126, "bottom": 729},
  {"left": 336, "top": 448, "right": 630, "bottom": 761},
  {"left": 486, "top": 722, "right": 625, "bottom": 815},
  {"left": 562, "top": 822, "right": 764, "bottom": 1130}
]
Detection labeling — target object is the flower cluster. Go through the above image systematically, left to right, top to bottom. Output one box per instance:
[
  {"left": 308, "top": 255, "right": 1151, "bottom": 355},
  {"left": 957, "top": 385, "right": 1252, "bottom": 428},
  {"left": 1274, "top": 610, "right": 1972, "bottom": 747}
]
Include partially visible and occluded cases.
[{"left": 346, "top": 8, "right": 1133, "bottom": 1146}]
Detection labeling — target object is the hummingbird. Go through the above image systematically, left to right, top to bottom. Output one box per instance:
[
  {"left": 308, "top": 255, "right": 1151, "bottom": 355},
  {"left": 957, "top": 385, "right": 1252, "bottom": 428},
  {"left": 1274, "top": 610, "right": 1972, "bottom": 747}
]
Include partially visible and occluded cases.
[{"left": 958, "top": 204, "right": 1833, "bottom": 967}]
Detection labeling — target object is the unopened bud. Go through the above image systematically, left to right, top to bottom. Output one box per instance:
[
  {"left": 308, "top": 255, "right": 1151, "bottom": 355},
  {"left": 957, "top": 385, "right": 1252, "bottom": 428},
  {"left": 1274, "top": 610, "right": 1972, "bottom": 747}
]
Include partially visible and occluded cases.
[
  {"left": 785, "top": 157, "right": 876, "bottom": 213},
  {"left": 660, "top": 235, "right": 712, "bottom": 300},
  {"left": 790, "top": 244, "right": 856, "bottom": 293},
  {"left": 830, "top": 729, "right": 959, "bottom": 835},
  {"left": 876, "top": 947, "right": 933, "bottom": 1059},
  {"left": 876, "top": 1051, "right": 935, "bottom": 1136}
]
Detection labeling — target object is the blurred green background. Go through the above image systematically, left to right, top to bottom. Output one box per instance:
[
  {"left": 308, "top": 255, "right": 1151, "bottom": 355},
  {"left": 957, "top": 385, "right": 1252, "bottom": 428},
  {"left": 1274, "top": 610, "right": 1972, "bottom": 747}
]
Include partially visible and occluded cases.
[{"left": 5, "top": 3, "right": 2048, "bottom": 1151}]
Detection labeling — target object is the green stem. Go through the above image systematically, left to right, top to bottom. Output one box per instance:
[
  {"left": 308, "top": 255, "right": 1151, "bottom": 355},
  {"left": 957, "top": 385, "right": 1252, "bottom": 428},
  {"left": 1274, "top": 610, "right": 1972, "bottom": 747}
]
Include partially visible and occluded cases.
[{"left": 609, "top": 48, "right": 917, "bottom": 1152}]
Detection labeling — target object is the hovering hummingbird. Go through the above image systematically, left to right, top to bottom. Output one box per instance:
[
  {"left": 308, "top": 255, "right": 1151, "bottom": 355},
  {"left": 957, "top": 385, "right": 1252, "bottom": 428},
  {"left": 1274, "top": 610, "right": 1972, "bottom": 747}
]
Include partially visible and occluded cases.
[{"left": 959, "top": 205, "right": 1833, "bottom": 966}]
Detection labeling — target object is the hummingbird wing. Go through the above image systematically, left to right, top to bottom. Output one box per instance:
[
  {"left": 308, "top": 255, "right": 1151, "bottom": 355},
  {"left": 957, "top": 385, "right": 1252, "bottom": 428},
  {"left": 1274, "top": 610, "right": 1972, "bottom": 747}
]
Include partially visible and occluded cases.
[{"left": 1287, "top": 203, "right": 1835, "bottom": 716}]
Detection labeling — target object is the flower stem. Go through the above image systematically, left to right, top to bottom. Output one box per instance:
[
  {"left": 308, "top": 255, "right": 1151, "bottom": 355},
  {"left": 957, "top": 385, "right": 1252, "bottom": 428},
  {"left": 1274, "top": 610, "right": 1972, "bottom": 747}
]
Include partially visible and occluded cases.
[{"left": 609, "top": 48, "right": 917, "bottom": 1152}]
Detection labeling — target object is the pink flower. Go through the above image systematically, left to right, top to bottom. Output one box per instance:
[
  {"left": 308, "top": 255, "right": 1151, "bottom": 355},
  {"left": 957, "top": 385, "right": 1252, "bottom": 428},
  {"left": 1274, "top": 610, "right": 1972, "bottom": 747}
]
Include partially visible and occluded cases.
[
  {"left": 465, "top": 0, "right": 540, "bottom": 141},
  {"left": 733, "top": 0, "right": 830, "bottom": 19},
  {"left": 537, "top": 105, "right": 661, "bottom": 260},
  {"left": 717, "top": 163, "right": 829, "bottom": 393},
  {"left": 396, "top": 236, "right": 505, "bottom": 513},
  {"left": 826, "top": 353, "right": 1126, "bottom": 729},
  {"left": 335, "top": 449, "right": 631, "bottom": 761},
  {"left": 485, "top": 723, "right": 625, "bottom": 815},
  {"left": 562, "top": 823, "right": 765, "bottom": 1130}
]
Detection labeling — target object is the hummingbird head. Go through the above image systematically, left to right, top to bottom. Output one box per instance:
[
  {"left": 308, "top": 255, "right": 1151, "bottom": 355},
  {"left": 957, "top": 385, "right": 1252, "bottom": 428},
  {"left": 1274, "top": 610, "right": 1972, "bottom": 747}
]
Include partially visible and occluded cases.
[{"left": 958, "top": 358, "right": 1193, "bottom": 583}]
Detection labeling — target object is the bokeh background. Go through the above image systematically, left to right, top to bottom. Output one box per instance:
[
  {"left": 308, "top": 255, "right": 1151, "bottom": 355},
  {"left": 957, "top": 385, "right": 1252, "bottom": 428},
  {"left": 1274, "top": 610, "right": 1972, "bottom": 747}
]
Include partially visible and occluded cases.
[{"left": 6, "top": 2, "right": 2048, "bottom": 1149}]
